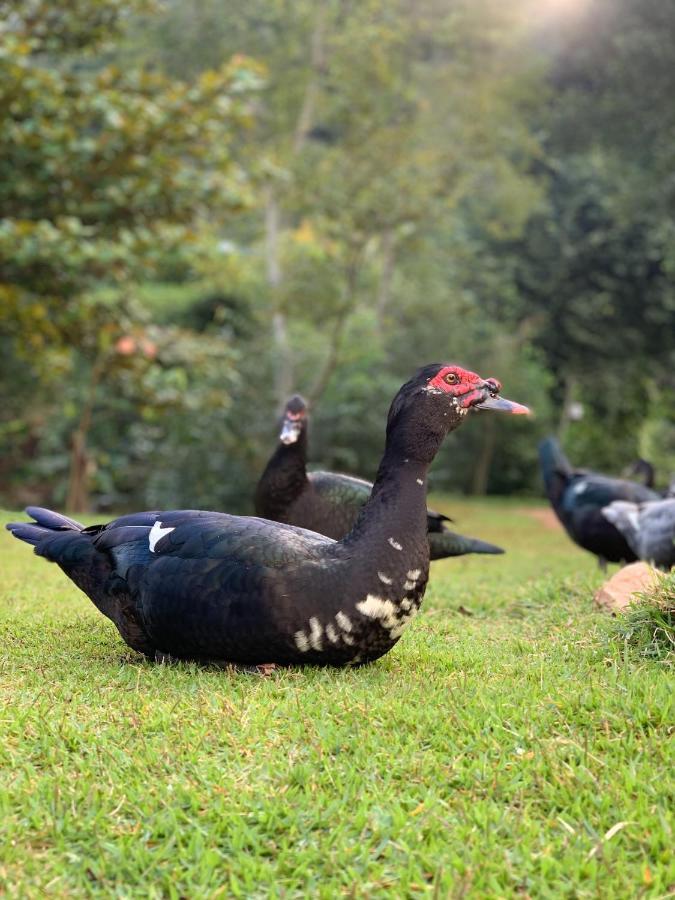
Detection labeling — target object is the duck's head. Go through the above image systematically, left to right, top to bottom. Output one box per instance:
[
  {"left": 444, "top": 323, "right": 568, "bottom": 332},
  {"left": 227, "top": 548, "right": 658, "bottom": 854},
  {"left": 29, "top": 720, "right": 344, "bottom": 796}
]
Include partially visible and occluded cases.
[
  {"left": 386, "top": 363, "right": 530, "bottom": 462},
  {"left": 422, "top": 364, "right": 530, "bottom": 416},
  {"left": 279, "top": 394, "right": 308, "bottom": 445}
]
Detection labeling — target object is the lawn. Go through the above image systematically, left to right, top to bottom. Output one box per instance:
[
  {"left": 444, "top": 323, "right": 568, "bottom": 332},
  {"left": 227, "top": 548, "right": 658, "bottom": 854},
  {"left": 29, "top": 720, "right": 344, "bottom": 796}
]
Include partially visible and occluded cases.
[{"left": 0, "top": 500, "right": 672, "bottom": 898}]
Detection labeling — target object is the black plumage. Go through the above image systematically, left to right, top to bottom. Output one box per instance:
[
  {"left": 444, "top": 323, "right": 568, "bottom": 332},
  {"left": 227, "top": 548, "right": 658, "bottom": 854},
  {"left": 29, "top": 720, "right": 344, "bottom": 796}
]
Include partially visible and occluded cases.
[
  {"left": 8, "top": 364, "right": 528, "bottom": 667},
  {"left": 255, "top": 394, "right": 504, "bottom": 559},
  {"left": 539, "top": 437, "right": 660, "bottom": 567}
]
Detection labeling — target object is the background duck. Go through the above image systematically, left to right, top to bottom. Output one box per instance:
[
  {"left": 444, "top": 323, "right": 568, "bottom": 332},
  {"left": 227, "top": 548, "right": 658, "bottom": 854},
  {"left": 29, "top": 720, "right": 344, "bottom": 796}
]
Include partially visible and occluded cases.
[
  {"left": 7, "top": 364, "right": 528, "bottom": 668},
  {"left": 255, "top": 394, "right": 504, "bottom": 560},
  {"left": 539, "top": 437, "right": 660, "bottom": 568},
  {"left": 601, "top": 498, "right": 675, "bottom": 570}
]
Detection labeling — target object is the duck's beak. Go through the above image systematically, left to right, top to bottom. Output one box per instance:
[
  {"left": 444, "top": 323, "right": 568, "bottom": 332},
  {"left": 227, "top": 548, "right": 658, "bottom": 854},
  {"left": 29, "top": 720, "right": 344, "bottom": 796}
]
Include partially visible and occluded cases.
[
  {"left": 475, "top": 395, "right": 531, "bottom": 415},
  {"left": 279, "top": 417, "right": 304, "bottom": 444}
]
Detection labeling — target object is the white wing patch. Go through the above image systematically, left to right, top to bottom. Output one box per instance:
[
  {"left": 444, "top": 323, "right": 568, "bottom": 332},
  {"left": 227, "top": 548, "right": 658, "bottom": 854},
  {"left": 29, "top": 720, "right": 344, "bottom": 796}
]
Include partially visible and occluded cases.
[
  {"left": 572, "top": 481, "right": 587, "bottom": 497},
  {"left": 148, "top": 521, "right": 175, "bottom": 552},
  {"left": 388, "top": 537, "right": 403, "bottom": 551},
  {"left": 377, "top": 571, "right": 393, "bottom": 585}
]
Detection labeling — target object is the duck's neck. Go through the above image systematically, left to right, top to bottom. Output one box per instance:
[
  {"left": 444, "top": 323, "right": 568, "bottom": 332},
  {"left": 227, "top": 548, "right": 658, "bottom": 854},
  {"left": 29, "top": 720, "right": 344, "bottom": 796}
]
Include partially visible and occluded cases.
[
  {"left": 257, "top": 433, "right": 308, "bottom": 517},
  {"left": 342, "top": 449, "right": 430, "bottom": 567}
]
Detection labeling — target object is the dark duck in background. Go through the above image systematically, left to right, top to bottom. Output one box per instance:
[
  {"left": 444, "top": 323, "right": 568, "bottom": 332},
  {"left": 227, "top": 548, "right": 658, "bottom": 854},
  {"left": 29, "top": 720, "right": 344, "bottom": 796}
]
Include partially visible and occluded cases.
[
  {"left": 8, "top": 365, "right": 529, "bottom": 668},
  {"left": 255, "top": 394, "right": 505, "bottom": 559},
  {"left": 539, "top": 437, "right": 660, "bottom": 568}
]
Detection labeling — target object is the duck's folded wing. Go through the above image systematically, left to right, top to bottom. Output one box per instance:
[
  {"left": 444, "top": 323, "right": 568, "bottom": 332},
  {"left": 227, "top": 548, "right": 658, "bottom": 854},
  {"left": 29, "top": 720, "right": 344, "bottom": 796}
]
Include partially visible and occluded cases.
[
  {"left": 565, "top": 475, "right": 659, "bottom": 512},
  {"left": 101, "top": 511, "right": 333, "bottom": 659}
]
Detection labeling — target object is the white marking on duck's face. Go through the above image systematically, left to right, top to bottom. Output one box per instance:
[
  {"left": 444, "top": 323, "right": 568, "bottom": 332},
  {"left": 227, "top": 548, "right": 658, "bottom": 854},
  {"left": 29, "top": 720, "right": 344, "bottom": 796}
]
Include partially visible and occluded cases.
[
  {"left": 416, "top": 478, "right": 424, "bottom": 486},
  {"left": 148, "top": 521, "right": 175, "bottom": 552},
  {"left": 388, "top": 537, "right": 403, "bottom": 551},
  {"left": 378, "top": 572, "right": 393, "bottom": 585},
  {"left": 336, "top": 611, "right": 352, "bottom": 632},
  {"left": 308, "top": 616, "right": 323, "bottom": 651},
  {"left": 326, "top": 622, "right": 338, "bottom": 644},
  {"left": 295, "top": 630, "right": 310, "bottom": 652}
]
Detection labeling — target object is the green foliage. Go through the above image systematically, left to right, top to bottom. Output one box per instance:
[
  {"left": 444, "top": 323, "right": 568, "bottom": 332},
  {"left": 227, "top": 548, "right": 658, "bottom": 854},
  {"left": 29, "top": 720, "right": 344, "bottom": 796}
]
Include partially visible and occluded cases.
[{"left": 1, "top": 0, "right": 674, "bottom": 511}]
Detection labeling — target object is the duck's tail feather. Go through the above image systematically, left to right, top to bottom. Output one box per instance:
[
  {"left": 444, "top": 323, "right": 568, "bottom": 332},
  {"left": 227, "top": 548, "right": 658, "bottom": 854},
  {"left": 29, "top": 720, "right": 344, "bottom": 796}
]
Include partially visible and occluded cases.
[
  {"left": 7, "top": 506, "right": 85, "bottom": 551},
  {"left": 6, "top": 508, "right": 154, "bottom": 656},
  {"left": 429, "top": 529, "right": 504, "bottom": 560}
]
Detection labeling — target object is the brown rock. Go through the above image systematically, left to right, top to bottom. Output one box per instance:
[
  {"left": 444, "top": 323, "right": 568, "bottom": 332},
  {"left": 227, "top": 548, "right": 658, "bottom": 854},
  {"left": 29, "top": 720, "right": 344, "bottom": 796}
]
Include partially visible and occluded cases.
[{"left": 594, "top": 562, "right": 662, "bottom": 614}]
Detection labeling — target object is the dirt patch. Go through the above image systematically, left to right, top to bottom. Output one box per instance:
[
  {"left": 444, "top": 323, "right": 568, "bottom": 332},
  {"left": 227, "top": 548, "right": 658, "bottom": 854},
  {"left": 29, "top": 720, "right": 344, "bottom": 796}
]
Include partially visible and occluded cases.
[{"left": 519, "top": 507, "right": 561, "bottom": 530}]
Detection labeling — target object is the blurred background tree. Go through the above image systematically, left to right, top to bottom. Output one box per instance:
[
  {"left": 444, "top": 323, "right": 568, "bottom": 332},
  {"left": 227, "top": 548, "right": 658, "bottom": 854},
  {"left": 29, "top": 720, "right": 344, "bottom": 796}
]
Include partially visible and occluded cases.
[{"left": 1, "top": 0, "right": 673, "bottom": 513}]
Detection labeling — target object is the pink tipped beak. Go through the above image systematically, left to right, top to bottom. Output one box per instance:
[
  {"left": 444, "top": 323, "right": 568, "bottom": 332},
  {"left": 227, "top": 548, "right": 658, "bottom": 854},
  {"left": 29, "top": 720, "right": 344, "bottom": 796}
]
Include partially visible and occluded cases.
[{"left": 476, "top": 395, "right": 531, "bottom": 415}]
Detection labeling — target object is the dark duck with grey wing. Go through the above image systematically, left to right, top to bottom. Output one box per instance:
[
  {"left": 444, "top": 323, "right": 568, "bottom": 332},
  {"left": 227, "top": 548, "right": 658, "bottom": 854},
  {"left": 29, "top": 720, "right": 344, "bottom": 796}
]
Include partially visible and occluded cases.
[
  {"left": 8, "top": 365, "right": 528, "bottom": 668},
  {"left": 255, "top": 394, "right": 505, "bottom": 559},
  {"left": 539, "top": 437, "right": 660, "bottom": 568},
  {"left": 600, "top": 498, "right": 675, "bottom": 570}
]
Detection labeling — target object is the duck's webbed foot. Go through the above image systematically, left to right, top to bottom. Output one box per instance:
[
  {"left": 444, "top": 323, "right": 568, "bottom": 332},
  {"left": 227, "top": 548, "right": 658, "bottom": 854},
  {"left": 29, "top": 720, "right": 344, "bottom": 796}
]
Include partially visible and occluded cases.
[
  {"left": 154, "top": 649, "right": 182, "bottom": 665},
  {"left": 154, "top": 651, "right": 276, "bottom": 676},
  {"left": 216, "top": 661, "right": 277, "bottom": 677}
]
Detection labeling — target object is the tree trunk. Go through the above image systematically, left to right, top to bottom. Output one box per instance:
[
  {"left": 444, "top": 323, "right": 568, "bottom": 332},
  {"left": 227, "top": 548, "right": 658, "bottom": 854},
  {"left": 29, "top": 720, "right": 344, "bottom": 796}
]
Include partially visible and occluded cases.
[
  {"left": 293, "top": 4, "right": 327, "bottom": 153},
  {"left": 266, "top": 5, "right": 329, "bottom": 406},
  {"left": 264, "top": 187, "right": 294, "bottom": 406},
  {"left": 375, "top": 228, "right": 396, "bottom": 330},
  {"left": 65, "top": 356, "right": 105, "bottom": 512},
  {"left": 470, "top": 414, "right": 497, "bottom": 495}
]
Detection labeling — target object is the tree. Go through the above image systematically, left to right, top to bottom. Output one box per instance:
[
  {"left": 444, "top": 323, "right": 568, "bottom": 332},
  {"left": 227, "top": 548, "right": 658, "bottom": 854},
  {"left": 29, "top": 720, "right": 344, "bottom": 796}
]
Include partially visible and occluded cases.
[{"left": 0, "top": 0, "right": 260, "bottom": 510}]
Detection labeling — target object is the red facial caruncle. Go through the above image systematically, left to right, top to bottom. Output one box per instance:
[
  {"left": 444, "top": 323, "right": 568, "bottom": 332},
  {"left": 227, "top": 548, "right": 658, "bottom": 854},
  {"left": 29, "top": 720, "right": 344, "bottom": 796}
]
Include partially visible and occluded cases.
[{"left": 425, "top": 365, "right": 501, "bottom": 409}]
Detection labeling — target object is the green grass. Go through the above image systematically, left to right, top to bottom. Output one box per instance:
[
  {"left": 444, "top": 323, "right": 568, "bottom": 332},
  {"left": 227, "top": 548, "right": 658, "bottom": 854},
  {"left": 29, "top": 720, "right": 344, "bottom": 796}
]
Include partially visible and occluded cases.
[{"left": 1, "top": 500, "right": 673, "bottom": 898}]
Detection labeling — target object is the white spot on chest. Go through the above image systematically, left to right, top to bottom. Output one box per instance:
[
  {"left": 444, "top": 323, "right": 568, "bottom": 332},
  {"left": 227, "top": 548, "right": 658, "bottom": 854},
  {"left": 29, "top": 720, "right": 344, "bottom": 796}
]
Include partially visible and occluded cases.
[
  {"left": 416, "top": 478, "right": 424, "bottom": 486},
  {"left": 148, "top": 521, "right": 175, "bottom": 552},
  {"left": 388, "top": 537, "right": 403, "bottom": 551},
  {"left": 378, "top": 571, "right": 393, "bottom": 585},
  {"left": 356, "top": 593, "right": 419, "bottom": 641},
  {"left": 336, "top": 611, "right": 352, "bottom": 632},
  {"left": 308, "top": 616, "right": 323, "bottom": 651},
  {"left": 294, "top": 630, "right": 310, "bottom": 652}
]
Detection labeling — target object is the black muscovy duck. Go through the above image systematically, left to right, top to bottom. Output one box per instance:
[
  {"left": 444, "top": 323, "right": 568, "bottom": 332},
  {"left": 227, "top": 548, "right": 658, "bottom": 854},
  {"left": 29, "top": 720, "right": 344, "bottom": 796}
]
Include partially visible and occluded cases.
[
  {"left": 8, "top": 364, "right": 528, "bottom": 668},
  {"left": 255, "top": 394, "right": 504, "bottom": 560},
  {"left": 539, "top": 437, "right": 660, "bottom": 568},
  {"left": 624, "top": 458, "right": 675, "bottom": 498},
  {"left": 624, "top": 458, "right": 656, "bottom": 490},
  {"left": 601, "top": 498, "right": 675, "bottom": 570}
]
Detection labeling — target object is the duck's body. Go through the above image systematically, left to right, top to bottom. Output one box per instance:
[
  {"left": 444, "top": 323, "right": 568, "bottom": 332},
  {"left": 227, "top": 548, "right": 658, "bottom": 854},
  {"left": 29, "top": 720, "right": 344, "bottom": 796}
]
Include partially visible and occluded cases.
[
  {"left": 9, "top": 364, "right": 527, "bottom": 667},
  {"left": 255, "top": 396, "right": 503, "bottom": 560},
  {"left": 539, "top": 437, "right": 660, "bottom": 566},
  {"left": 601, "top": 498, "right": 675, "bottom": 570}
]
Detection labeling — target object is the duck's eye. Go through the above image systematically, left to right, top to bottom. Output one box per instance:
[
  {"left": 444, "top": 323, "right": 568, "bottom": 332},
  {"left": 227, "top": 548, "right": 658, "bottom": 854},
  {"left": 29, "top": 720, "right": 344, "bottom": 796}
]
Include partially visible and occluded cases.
[{"left": 444, "top": 372, "right": 459, "bottom": 385}]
